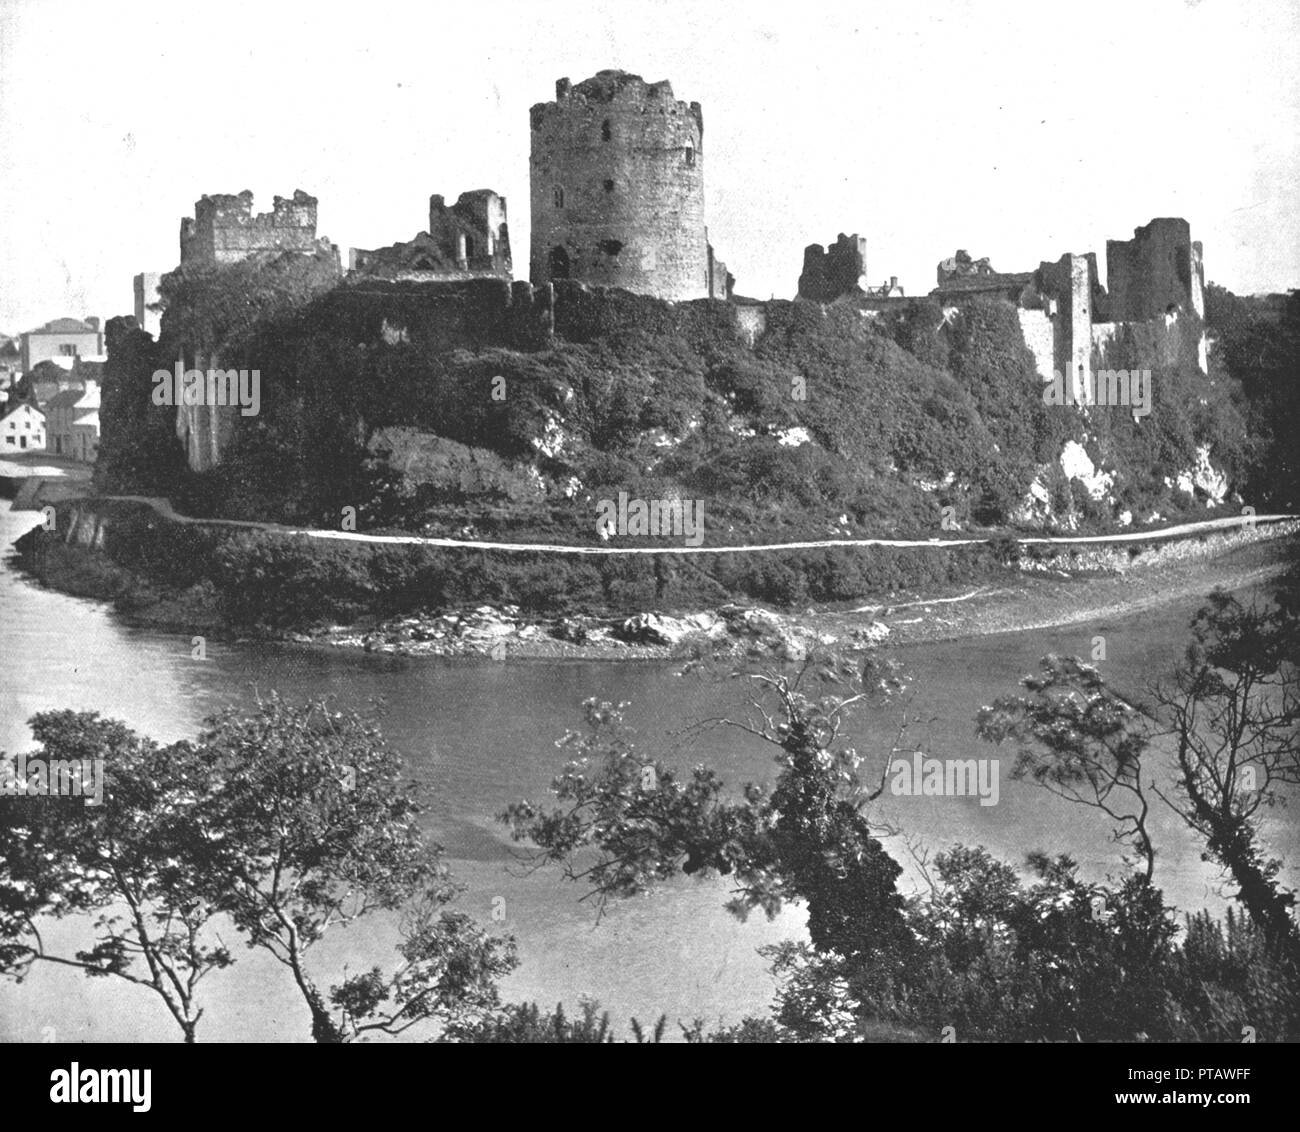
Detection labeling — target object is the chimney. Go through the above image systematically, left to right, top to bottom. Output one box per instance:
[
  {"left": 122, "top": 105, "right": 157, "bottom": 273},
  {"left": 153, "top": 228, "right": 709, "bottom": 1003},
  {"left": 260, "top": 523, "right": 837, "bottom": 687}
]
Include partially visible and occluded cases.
[{"left": 889, "top": 276, "right": 897, "bottom": 291}]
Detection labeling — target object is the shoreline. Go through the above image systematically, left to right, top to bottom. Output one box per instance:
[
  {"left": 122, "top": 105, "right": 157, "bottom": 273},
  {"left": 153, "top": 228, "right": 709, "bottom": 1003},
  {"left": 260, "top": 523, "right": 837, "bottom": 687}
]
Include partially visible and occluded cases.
[{"left": 11, "top": 503, "right": 1295, "bottom": 661}]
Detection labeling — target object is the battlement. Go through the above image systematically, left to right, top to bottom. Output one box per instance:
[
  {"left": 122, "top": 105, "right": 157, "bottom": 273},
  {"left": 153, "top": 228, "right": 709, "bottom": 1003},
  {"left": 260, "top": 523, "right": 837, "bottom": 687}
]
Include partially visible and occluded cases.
[
  {"left": 531, "top": 70, "right": 703, "bottom": 138},
  {"left": 180, "top": 189, "right": 325, "bottom": 266}
]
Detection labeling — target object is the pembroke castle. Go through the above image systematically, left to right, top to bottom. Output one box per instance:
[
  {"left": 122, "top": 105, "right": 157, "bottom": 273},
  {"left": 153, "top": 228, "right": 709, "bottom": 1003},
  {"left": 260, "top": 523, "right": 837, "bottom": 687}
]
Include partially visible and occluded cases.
[{"left": 146, "top": 69, "right": 1208, "bottom": 470}]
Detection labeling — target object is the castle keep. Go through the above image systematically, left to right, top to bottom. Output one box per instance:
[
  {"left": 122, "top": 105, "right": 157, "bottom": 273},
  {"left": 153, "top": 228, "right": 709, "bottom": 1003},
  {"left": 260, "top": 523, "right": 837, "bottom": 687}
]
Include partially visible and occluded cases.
[{"left": 529, "top": 71, "right": 727, "bottom": 301}]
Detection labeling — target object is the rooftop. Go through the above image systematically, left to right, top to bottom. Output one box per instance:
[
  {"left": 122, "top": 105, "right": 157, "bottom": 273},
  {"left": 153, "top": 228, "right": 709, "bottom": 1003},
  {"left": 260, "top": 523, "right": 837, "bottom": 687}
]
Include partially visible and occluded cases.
[{"left": 25, "top": 317, "right": 98, "bottom": 335}]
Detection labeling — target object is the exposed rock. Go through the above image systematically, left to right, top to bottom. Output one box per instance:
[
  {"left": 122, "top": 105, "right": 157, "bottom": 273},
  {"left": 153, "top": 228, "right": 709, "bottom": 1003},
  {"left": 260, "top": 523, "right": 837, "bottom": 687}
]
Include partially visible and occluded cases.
[
  {"left": 774, "top": 426, "right": 811, "bottom": 447},
  {"left": 1059, "top": 440, "right": 1113, "bottom": 501},
  {"left": 458, "top": 605, "right": 517, "bottom": 643},
  {"left": 619, "top": 612, "right": 694, "bottom": 646},
  {"left": 552, "top": 616, "right": 590, "bottom": 643},
  {"left": 851, "top": 620, "right": 891, "bottom": 644}
]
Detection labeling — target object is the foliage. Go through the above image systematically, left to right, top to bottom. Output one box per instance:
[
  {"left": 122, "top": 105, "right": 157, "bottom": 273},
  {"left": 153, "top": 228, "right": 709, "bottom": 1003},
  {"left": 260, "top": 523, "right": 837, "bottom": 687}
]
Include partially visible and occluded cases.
[
  {"left": 93, "top": 263, "right": 1295, "bottom": 620},
  {"left": 1207, "top": 287, "right": 1300, "bottom": 508},
  {"left": 979, "top": 589, "right": 1300, "bottom": 952},
  {"left": 501, "top": 651, "right": 917, "bottom": 971},
  {"left": 979, "top": 656, "right": 1156, "bottom": 878},
  {"left": 184, "top": 694, "right": 517, "bottom": 1041},
  {"left": 0, "top": 699, "right": 516, "bottom": 1043},
  {"left": 0, "top": 712, "right": 232, "bottom": 1042},
  {"left": 767, "top": 849, "right": 1298, "bottom": 1042},
  {"left": 442, "top": 998, "right": 675, "bottom": 1044}
]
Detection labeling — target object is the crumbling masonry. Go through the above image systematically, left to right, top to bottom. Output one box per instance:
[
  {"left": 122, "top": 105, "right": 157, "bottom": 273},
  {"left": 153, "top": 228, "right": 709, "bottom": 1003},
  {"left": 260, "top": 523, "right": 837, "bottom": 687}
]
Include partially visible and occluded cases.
[
  {"left": 179, "top": 190, "right": 336, "bottom": 267},
  {"left": 349, "top": 190, "right": 512, "bottom": 282}
]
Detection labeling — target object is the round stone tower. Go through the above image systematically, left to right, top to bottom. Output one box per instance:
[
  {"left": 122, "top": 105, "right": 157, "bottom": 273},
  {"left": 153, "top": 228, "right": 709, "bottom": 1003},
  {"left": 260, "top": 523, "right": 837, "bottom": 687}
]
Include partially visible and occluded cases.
[{"left": 530, "top": 70, "right": 708, "bottom": 301}]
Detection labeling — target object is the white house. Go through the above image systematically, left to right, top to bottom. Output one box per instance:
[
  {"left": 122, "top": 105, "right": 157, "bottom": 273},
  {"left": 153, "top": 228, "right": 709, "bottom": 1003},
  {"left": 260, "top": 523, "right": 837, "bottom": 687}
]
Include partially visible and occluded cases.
[{"left": 0, "top": 401, "right": 46, "bottom": 452}]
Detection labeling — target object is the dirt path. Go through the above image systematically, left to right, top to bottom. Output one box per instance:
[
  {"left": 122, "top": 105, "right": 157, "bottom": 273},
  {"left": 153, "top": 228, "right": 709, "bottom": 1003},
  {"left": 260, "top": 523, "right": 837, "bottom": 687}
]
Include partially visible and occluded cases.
[{"left": 62, "top": 493, "right": 1298, "bottom": 555}]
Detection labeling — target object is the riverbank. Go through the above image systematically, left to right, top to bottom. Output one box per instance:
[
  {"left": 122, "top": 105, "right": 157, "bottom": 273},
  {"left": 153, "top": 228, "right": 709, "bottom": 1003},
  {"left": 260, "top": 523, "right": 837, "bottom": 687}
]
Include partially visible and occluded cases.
[
  {"left": 10, "top": 496, "right": 1295, "bottom": 660},
  {"left": 306, "top": 528, "right": 1296, "bottom": 658}
]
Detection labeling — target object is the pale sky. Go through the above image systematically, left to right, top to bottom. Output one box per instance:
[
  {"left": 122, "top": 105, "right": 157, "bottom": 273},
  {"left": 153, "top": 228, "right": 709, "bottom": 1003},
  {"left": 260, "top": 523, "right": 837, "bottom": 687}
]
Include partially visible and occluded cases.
[{"left": 1, "top": 0, "right": 1297, "bottom": 335}]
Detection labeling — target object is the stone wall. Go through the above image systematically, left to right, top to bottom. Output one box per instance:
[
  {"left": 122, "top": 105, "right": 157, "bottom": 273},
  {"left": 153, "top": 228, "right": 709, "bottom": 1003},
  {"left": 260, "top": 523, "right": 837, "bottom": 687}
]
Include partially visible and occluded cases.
[
  {"left": 530, "top": 71, "right": 709, "bottom": 300},
  {"left": 349, "top": 189, "right": 513, "bottom": 282},
  {"left": 180, "top": 190, "right": 329, "bottom": 266},
  {"left": 1105, "top": 217, "right": 1205, "bottom": 322},
  {"left": 797, "top": 233, "right": 868, "bottom": 302},
  {"left": 707, "top": 240, "right": 733, "bottom": 300},
  {"left": 1061, "top": 254, "right": 1094, "bottom": 402},
  {"left": 133, "top": 272, "right": 163, "bottom": 338},
  {"left": 1018, "top": 308, "right": 1055, "bottom": 383}
]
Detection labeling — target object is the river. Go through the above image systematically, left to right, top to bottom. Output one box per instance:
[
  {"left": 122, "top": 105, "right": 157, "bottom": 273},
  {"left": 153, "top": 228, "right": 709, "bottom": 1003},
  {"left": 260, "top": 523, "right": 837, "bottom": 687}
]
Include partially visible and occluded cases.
[{"left": 0, "top": 499, "right": 1295, "bottom": 1041}]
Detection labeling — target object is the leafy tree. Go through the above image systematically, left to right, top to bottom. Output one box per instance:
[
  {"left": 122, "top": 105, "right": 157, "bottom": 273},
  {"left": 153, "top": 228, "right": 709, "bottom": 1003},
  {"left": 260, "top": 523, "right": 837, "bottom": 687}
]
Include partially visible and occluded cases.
[
  {"left": 979, "top": 588, "right": 1299, "bottom": 952},
  {"left": 1152, "top": 591, "right": 1300, "bottom": 950},
  {"left": 502, "top": 650, "right": 918, "bottom": 979},
  {"left": 977, "top": 655, "right": 1157, "bottom": 880},
  {"left": 184, "top": 694, "right": 517, "bottom": 1042},
  {"left": 1, "top": 698, "right": 516, "bottom": 1043},
  {"left": 0, "top": 712, "right": 232, "bottom": 1042},
  {"left": 443, "top": 998, "right": 671, "bottom": 1044},
  {"left": 444, "top": 998, "right": 781, "bottom": 1043}
]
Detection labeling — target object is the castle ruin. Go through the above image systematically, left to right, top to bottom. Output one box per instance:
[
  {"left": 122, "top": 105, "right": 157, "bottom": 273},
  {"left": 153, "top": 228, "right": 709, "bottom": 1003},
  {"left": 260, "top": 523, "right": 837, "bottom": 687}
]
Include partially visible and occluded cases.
[
  {"left": 529, "top": 70, "right": 728, "bottom": 301},
  {"left": 157, "top": 73, "right": 1215, "bottom": 477},
  {"left": 179, "top": 190, "right": 335, "bottom": 267},
  {"left": 349, "top": 190, "right": 512, "bottom": 282},
  {"left": 1106, "top": 217, "right": 1205, "bottom": 323},
  {"left": 783, "top": 218, "right": 1209, "bottom": 397},
  {"left": 798, "top": 234, "right": 868, "bottom": 302},
  {"left": 133, "top": 271, "right": 163, "bottom": 338}
]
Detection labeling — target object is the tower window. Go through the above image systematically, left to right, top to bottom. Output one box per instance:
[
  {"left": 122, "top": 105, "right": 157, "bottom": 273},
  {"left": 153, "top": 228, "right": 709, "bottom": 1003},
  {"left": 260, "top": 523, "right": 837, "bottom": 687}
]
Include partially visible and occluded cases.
[
  {"left": 601, "top": 119, "right": 612, "bottom": 142},
  {"left": 684, "top": 144, "right": 695, "bottom": 167},
  {"left": 603, "top": 179, "right": 615, "bottom": 193},
  {"left": 553, "top": 186, "right": 564, "bottom": 208},
  {"left": 549, "top": 246, "right": 570, "bottom": 280}
]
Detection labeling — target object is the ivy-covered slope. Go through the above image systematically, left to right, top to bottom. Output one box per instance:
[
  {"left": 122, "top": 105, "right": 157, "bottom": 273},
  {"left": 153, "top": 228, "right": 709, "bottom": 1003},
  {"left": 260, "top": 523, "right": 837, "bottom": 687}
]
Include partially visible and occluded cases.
[{"left": 99, "top": 265, "right": 1250, "bottom": 545}]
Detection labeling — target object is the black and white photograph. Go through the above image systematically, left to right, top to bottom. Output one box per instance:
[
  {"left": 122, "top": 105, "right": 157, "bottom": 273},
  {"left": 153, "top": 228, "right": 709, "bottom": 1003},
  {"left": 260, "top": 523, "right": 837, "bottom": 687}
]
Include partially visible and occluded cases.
[{"left": 0, "top": 0, "right": 1296, "bottom": 1103}]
